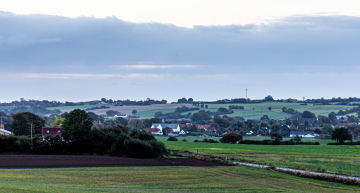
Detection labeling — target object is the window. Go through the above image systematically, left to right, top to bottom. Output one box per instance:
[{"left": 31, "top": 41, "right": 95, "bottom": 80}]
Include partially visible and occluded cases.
[{"left": 47, "top": 130, "right": 49, "bottom": 133}]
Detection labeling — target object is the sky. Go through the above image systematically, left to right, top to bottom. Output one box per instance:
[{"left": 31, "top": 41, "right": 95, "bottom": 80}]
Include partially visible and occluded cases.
[{"left": 1, "top": 1, "right": 360, "bottom": 102}]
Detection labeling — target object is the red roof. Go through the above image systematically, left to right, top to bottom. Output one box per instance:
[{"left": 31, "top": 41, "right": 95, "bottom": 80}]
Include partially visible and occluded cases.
[
  {"left": 196, "top": 125, "right": 211, "bottom": 129},
  {"left": 42, "top": 127, "right": 62, "bottom": 136}
]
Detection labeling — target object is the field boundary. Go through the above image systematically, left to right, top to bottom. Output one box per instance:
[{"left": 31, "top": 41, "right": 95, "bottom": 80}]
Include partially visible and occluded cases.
[{"left": 171, "top": 149, "right": 360, "bottom": 186}]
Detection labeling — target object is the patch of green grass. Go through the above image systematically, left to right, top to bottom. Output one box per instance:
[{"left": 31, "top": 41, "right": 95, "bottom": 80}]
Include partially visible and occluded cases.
[
  {"left": 204, "top": 102, "right": 350, "bottom": 117},
  {"left": 47, "top": 105, "right": 111, "bottom": 111},
  {"left": 137, "top": 109, "right": 176, "bottom": 119},
  {"left": 164, "top": 140, "right": 360, "bottom": 176},
  {"left": 0, "top": 166, "right": 357, "bottom": 192}
]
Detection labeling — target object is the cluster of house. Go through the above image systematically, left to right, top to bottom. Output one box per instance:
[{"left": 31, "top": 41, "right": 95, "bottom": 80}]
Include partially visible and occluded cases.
[{"left": 144, "top": 119, "right": 220, "bottom": 137}]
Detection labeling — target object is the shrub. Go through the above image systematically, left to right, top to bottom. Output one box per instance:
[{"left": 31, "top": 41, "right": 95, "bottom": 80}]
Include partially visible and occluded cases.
[
  {"left": 130, "top": 130, "right": 155, "bottom": 141},
  {"left": 220, "top": 132, "right": 243, "bottom": 144},
  {"left": 167, "top": 136, "right": 178, "bottom": 141},
  {"left": 122, "top": 138, "right": 154, "bottom": 158},
  {"left": 182, "top": 138, "right": 187, "bottom": 142},
  {"left": 208, "top": 139, "right": 219, "bottom": 143}
]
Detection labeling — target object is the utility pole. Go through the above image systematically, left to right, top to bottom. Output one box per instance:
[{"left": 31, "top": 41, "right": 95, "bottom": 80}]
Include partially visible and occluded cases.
[
  {"left": 246, "top": 88, "right": 248, "bottom": 99},
  {"left": 31, "top": 124, "right": 33, "bottom": 142}
]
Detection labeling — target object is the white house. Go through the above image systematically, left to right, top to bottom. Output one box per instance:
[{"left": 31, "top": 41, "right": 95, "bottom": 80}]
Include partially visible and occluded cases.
[
  {"left": 151, "top": 119, "right": 180, "bottom": 132},
  {"left": 144, "top": 128, "right": 163, "bottom": 135},
  {"left": 290, "top": 131, "right": 319, "bottom": 138}
]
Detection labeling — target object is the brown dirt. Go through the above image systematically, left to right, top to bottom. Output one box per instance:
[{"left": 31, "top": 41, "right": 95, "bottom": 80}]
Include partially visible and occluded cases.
[{"left": 0, "top": 155, "right": 228, "bottom": 169}]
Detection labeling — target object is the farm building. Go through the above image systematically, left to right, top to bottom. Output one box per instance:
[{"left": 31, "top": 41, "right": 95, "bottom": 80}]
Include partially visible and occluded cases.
[
  {"left": 151, "top": 119, "right": 180, "bottom": 132},
  {"left": 0, "top": 124, "right": 13, "bottom": 136},
  {"left": 42, "top": 127, "right": 62, "bottom": 136},
  {"left": 144, "top": 128, "right": 163, "bottom": 135},
  {"left": 290, "top": 131, "right": 319, "bottom": 138}
]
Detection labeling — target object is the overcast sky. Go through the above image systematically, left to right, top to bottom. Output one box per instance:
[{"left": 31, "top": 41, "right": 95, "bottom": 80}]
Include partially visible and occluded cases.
[{"left": 1, "top": 1, "right": 360, "bottom": 102}]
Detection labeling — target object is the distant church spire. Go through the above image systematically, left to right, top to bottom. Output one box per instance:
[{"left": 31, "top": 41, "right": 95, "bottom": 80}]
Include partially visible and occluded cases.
[{"left": 162, "top": 118, "right": 165, "bottom": 123}]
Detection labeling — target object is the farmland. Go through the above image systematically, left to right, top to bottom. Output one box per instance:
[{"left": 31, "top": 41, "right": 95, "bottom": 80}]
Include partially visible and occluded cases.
[
  {"left": 44, "top": 101, "right": 354, "bottom": 120},
  {"left": 204, "top": 102, "right": 351, "bottom": 117},
  {"left": 48, "top": 104, "right": 193, "bottom": 116},
  {"left": 163, "top": 140, "right": 360, "bottom": 176},
  {"left": 0, "top": 166, "right": 357, "bottom": 192}
]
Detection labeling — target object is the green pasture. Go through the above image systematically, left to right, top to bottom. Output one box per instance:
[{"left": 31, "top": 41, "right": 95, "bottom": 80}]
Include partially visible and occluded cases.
[
  {"left": 204, "top": 102, "right": 351, "bottom": 117},
  {"left": 47, "top": 104, "right": 111, "bottom": 111},
  {"left": 137, "top": 109, "right": 176, "bottom": 119},
  {"left": 156, "top": 136, "right": 314, "bottom": 142},
  {"left": 164, "top": 140, "right": 360, "bottom": 176},
  {"left": 0, "top": 166, "right": 357, "bottom": 192}
]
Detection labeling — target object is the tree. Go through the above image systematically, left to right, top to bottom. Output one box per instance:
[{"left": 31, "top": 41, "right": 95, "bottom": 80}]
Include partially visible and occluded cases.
[
  {"left": 264, "top": 95, "right": 274, "bottom": 101},
  {"left": 101, "top": 98, "right": 106, "bottom": 102},
  {"left": 268, "top": 107, "right": 272, "bottom": 111},
  {"left": 61, "top": 109, "right": 93, "bottom": 141},
  {"left": 106, "top": 110, "right": 121, "bottom": 117},
  {"left": 132, "top": 110, "right": 137, "bottom": 115},
  {"left": 301, "top": 111, "right": 315, "bottom": 118},
  {"left": 11, "top": 112, "right": 45, "bottom": 136},
  {"left": 87, "top": 112, "right": 99, "bottom": 122},
  {"left": 191, "top": 112, "right": 211, "bottom": 121},
  {"left": 52, "top": 117, "right": 64, "bottom": 127},
  {"left": 114, "top": 117, "right": 129, "bottom": 126},
  {"left": 214, "top": 117, "right": 230, "bottom": 128},
  {"left": 143, "top": 118, "right": 161, "bottom": 128},
  {"left": 128, "top": 119, "right": 145, "bottom": 130},
  {"left": 322, "top": 124, "right": 333, "bottom": 135},
  {"left": 188, "top": 125, "right": 198, "bottom": 132},
  {"left": 331, "top": 127, "right": 352, "bottom": 144},
  {"left": 220, "top": 132, "right": 243, "bottom": 144},
  {"left": 271, "top": 132, "right": 283, "bottom": 144}
]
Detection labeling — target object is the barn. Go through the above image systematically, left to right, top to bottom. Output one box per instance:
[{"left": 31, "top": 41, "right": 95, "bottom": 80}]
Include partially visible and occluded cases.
[{"left": 42, "top": 127, "right": 62, "bottom": 136}]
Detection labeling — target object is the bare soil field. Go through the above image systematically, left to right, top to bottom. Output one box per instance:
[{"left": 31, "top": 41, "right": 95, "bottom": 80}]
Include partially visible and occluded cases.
[
  {"left": 86, "top": 104, "right": 194, "bottom": 115},
  {"left": 0, "top": 155, "right": 227, "bottom": 169}
]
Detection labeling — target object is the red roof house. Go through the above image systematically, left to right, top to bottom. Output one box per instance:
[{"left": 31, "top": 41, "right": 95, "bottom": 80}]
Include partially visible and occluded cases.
[{"left": 42, "top": 127, "right": 62, "bottom": 136}]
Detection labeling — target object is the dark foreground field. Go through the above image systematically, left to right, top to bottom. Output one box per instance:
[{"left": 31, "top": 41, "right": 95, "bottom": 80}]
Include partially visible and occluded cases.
[{"left": 0, "top": 155, "right": 226, "bottom": 169}]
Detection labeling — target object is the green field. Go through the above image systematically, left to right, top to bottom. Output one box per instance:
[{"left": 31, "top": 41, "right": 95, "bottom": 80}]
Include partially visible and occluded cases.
[
  {"left": 204, "top": 102, "right": 351, "bottom": 117},
  {"left": 47, "top": 104, "right": 111, "bottom": 111},
  {"left": 156, "top": 136, "right": 314, "bottom": 142},
  {"left": 164, "top": 140, "right": 360, "bottom": 176},
  {"left": 0, "top": 166, "right": 357, "bottom": 192}
]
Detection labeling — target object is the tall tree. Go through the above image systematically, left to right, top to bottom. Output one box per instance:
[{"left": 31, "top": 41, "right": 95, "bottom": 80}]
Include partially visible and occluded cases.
[
  {"left": 61, "top": 109, "right": 93, "bottom": 141},
  {"left": 10, "top": 112, "right": 45, "bottom": 136},
  {"left": 52, "top": 117, "right": 64, "bottom": 127},
  {"left": 128, "top": 119, "right": 145, "bottom": 130},
  {"left": 331, "top": 127, "right": 352, "bottom": 144}
]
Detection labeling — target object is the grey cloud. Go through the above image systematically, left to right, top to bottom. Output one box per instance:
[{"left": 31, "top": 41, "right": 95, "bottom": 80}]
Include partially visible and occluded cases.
[
  {"left": 1, "top": 11, "right": 360, "bottom": 73},
  {"left": 1, "top": 11, "right": 360, "bottom": 102}
]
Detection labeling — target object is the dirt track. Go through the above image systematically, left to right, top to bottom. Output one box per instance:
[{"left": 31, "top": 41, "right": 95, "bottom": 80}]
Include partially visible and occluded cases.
[{"left": 0, "top": 155, "right": 228, "bottom": 169}]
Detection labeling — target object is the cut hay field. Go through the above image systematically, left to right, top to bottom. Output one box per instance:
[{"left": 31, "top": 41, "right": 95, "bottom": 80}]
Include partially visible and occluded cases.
[
  {"left": 204, "top": 102, "right": 351, "bottom": 117},
  {"left": 164, "top": 141, "right": 360, "bottom": 176},
  {"left": 0, "top": 166, "right": 357, "bottom": 192}
]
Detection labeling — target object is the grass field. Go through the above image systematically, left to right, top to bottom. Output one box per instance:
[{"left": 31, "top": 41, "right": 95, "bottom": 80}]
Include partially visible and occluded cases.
[
  {"left": 204, "top": 102, "right": 351, "bottom": 117},
  {"left": 47, "top": 104, "right": 111, "bottom": 111},
  {"left": 156, "top": 136, "right": 314, "bottom": 142},
  {"left": 164, "top": 140, "right": 360, "bottom": 176},
  {"left": 0, "top": 166, "right": 357, "bottom": 192}
]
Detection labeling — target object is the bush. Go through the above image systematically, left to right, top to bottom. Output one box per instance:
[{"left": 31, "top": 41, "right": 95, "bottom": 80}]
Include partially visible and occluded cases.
[
  {"left": 130, "top": 130, "right": 155, "bottom": 141},
  {"left": 220, "top": 132, "right": 243, "bottom": 144},
  {"left": 167, "top": 136, "right": 178, "bottom": 141},
  {"left": 122, "top": 138, "right": 154, "bottom": 158},
  {"left": 182, "top": 138, "right": 187, "bottom": 142},
  {"left": 208, "top": 139, "right": 219, "bottom": 143}
]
